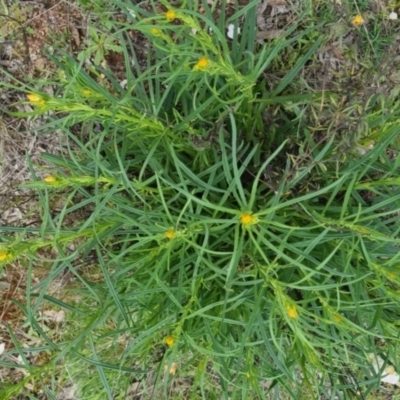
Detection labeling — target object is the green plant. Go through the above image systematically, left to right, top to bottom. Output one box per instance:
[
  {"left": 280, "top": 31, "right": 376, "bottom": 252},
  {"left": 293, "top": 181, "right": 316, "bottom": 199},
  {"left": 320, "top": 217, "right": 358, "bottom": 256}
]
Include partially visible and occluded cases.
[
  {"left": 1, "top": 0, "right": 400, "bottom": 399},
  {"left": 0, "top": 1, "right": 32, "bottom": 42},
  {"left": 78, "top": 26, "right": 123, "bottom": 65}
]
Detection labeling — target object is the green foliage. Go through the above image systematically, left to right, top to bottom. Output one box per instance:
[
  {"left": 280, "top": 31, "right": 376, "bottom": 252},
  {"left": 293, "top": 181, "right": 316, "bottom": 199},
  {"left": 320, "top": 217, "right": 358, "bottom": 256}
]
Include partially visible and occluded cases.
[
  {"left": 1, "top": 0, "right": 400, "bottom": 399},
  {"left": 78, "top": 26, "right": 123, "bottom": 65}
]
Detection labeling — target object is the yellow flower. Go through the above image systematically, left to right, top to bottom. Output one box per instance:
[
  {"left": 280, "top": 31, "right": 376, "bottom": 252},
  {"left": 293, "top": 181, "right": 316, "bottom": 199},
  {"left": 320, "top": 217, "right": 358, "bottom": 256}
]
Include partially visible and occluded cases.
[
  {"left": 165, "top": 10, "right": 177, "bottom": 21},
  {"left": 352, "top": 14, "right": 364, "bottom": 26},
  {"left": 151, "top": 28, "right": 161, "bottom": 36},
  {"left": 195, "top": 57, "right": 209, "bottom": 70},
  {"left": 82, "top": 89, "right": 91, "bottom": 97},
  {"left": 26, "top": 93, "right": 45, "bottom": 106},
  {"left": 44, "top": 176, "right": 57, "bottom": 184},
  {"left": 240, "top": 212, "right": 258, "bottom": 226},
  {"left": 165, "top": 229, "right": 175, "bottom": 239},
  {"left": 0, "top": 250, "right": 11, "bottom": 262},
  {"left": 388, "top": 272, "right": 396, "bottom": 280},
  {"left": 286, "top": 305, "right": 298, "bottom": 319},
  {"left": 165, "top": 336, "right": 175, "bottom": 347}
]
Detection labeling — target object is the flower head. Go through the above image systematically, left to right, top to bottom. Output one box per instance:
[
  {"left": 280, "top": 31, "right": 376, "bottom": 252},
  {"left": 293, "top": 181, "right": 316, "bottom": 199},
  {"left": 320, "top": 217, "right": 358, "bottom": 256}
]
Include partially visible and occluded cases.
[
  {"left": 165, "top": 10, "right": 177, "bottom": 21},
  {"left": 352, "top": 14, "right": 364, "bottom": 27},
  {"left": 151, "top": 28, "right": 161, "bottom": 36},
  {"left": 194, "top": 57, "right": 209, "bottom": 70},
  {"left": 82, "top": 89, "right": 92, "bottom": 97},
  {"left": 26, "top": 93, "right": 45, "bottom": 106},
  {"left": 44, "top": 176, "right": 57, "bottom": 184},
  {"left": 240, "top": 212, "right": 258, "bottom": 227},
  {"left": 165, "top": 229, "right": 175, "bottom": 239},
  {"left": 0, "top": 250, "right": 11, "bottom": 262},
  {"left": 388, "top": 272, "right": 396, "bottom": 280},
  {"left": 286, "top": 305, "right": 298, "bottom": 319},
  {"left": 333, "top": 313, "right": 342, "bottom": 323},
  {"left": 165, "top": 335, "right": 175, "bottom": 347}
]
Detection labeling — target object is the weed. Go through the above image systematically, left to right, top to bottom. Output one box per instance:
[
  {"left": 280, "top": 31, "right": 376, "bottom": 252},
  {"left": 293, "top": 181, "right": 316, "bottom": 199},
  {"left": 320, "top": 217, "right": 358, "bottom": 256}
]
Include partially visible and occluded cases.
[{"left": 1, "top": 0, "right": 400, "bottom": 399}]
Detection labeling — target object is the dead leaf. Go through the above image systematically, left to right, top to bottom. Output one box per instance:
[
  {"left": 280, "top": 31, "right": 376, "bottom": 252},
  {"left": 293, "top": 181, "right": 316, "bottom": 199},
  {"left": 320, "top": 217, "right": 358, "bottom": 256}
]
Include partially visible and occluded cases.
[
  {"left": 268, "top": 0, "right": 288, "bottom": 5},
  {"left": 256, "top": 1, "right": 268, "bottom": 30},
  {"left": 271, "top": 5, "right": 289, "bottom": 17},
  {"left": 70, "top": 25, "right": 81, "bottom": 47},
  {"left": 256, "top": 29, "right": 285, "bottom": 41},
  {"left": 34, "top": 57, "right": 46, "bottom": 70},
  {"left": 41, "top": 309, "right": 65, "bottom": 323},
  {"left": 368, "top": 353, "right": 400, "bottom": 387},
  {"left": 164, "top": 362, "right": 178, "bottom": 375},
  {"left": 169, "top": 362, "right": 178, "bottom": 375},
  {"left": 56, "top": 384, "right": 79, "bottom": 400}
]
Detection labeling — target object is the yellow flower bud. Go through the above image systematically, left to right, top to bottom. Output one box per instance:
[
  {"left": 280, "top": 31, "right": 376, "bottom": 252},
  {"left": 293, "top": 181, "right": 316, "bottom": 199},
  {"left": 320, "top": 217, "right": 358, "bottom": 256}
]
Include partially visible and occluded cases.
[
  {"left": 165, "top": 10, "right": 177, "bottom": 21},
  {"left": 195, "top": 57, "right": 209, "bottom": 70},
  {"left": 27, "top": 93, "right": 46, "bottom": 106},
  {"left": 44, "top": 176, "right": 57, "bottom": 184},
  {"left": 165, "top": 229, "right": 175, "bottom": 239},
  {"left": 0, "top": 250, "right": 11, "bottom": 262},
  {"left": 286, "top": 305, "right": 298, "bottom": 319},
  {"left": 333, "top": 313, "right": 342, "bottom": 323},
  {"left": 165, "top": 336, "right": 175, "bottom": 347}
]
